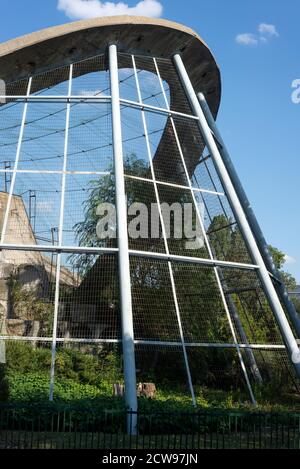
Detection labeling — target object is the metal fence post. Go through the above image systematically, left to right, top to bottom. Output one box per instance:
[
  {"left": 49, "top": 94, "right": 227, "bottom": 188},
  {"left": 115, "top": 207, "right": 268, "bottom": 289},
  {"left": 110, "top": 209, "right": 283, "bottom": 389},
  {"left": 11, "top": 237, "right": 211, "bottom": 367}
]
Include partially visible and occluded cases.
[{"left": 109, "top": 44, "right": 138, "bottom": 435}]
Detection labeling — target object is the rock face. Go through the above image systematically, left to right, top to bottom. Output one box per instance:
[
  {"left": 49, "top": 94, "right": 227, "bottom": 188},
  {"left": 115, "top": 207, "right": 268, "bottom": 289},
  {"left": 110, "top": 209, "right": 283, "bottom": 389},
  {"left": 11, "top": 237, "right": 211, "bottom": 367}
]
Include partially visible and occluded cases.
[{"left": 137, "top": 383, "right": 156, "bottom": 399}]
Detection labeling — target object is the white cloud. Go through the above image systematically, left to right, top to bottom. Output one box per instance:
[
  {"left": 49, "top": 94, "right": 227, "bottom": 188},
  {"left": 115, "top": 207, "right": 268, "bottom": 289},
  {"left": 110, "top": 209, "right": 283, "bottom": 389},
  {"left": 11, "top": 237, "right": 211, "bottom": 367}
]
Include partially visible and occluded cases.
[
  {"left": 57, "top": 0, "right": 163, "bottom": 19},
  {"left": 236, "top": 22, "right": 279, "bottom": 46},
  {"left": 258, "top": 23, "right": 279, "bottom": 38},
  {"left": 235, "top": 33, "right": 258, "bottom": 46},
  {"left": 285, "top": 255, "right": 297, "bottom": 265}
]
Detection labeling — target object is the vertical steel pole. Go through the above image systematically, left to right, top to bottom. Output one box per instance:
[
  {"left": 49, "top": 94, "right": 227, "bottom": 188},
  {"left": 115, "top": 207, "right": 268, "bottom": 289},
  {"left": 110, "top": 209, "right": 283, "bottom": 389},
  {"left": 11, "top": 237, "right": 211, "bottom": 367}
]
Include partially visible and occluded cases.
[
  {"left": 109, "top": 44, "right": 138, "bottom": 434},
  {"left": 173, "top": 53, "right": 300, "bottom": 378},
  {"left": 49, "top": 64, "right": 73, "bottom": 401},
  {"left": 198, "top": 92, "right": 300, "bottom": 339}
]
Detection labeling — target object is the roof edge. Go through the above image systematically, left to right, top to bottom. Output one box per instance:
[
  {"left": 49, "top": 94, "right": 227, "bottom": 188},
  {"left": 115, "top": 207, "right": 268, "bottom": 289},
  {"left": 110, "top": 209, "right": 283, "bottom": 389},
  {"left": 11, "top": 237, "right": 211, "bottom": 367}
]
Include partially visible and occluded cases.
[{"left": 0, "top": 16, "right": 209, "bottom": 58}]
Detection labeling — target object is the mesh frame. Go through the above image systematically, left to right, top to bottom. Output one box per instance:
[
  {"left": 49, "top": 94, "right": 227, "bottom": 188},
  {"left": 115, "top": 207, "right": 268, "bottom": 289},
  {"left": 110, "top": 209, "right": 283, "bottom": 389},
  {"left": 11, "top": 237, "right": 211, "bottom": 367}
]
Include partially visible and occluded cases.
[{"left": 0, "top": 48, "right": 295, "bottom": 408}]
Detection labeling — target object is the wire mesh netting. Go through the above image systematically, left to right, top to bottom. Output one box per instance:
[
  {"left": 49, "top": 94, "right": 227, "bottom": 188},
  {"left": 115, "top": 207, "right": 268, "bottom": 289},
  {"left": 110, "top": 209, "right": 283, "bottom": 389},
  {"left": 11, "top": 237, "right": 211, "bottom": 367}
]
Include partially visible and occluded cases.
[
  {"left": 0, "top": 48, "right": 297, "bottom": 408},
  {"left": 0, "top": 250, "right": 55, "bottom": 339},
  {"left": 56, "top": 253, "right": 120, "bottom": 341},
  {"left": 130, "top": 257, "right": 181, "bottom": 342},
  {"left": 220, "top": 267, "right": 283, "bottom": 345},
  {"left": 135, "top": 344, "right": 191, "bottom": 398},
  {"left": 187, "top": 347, "right": 250, "bottom": 397},
  {"left": 242, "top": 349, "right": 300, "bottom": 398}
]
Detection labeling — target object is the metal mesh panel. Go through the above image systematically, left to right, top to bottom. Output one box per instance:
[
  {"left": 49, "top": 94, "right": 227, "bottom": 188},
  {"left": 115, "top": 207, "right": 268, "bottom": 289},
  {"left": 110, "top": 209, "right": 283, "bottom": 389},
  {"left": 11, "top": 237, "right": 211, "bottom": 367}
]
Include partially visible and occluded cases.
[
  {"left": 118, "top": 53, "right": 139, "bottom": 103},
  {"left": 72, "top": 55, "right": 109, "bottom": 96},
  {"left": 132, "top": 55, "right": 169, "bottom": 109},
  {"left": 155, "top": 57, "right": 193, "bottom": 115},
  {"left": 30, "top": 66, "right": 70, "bottom": 96},
  {"left": 5, "top": 78, "right": 30, "bottom": 97},
  {"left": 0, "top": 101, "right": 24, "bottom": 167},
  {"left": 18, "top": 102, "right": 67, "bottom": 171},
  {"left": 67, "top": 102, "right": 113, "bottom": 173},
  {"left": 121, "top": 106, "right": 153, "bottom": 178},
  {"left": 149, "top": 116, "right": 189, "bottom": 186},
  {"left": 193, "top": 153, "right": 225, "bottom": 194},
  {"left": 0, "top": 174, "right": 61, "bottom": 245},
  {"left": 63, "top": 174, "right": 116, "bottom": 249},
  {"left": 125, "top": 178, "right": 166, "bottom": 253},
  {"left": 157, "top": 184, "right": 209, "bottom": 259},
  {"left": 194, "top": 191, "right": 252, "bottom": 264},
  {"left": 0, "top": 250, "right": 55, "bottom": 339},
  {"left": 57, "top": 253, "right": 120, "bottom": 340},
  {"left": 130, "top": 257, "right": 180, "bottom": 341},
  {"left": 171, "top": 262, "right": 234, "bottom": 343},
  {"left": 220, "top": 267, "right": 283, "bottom": 345},
  {"left": 53, "top": 342, "right": 123, "bottom": 394},
  {"left": 135, "top": 344, "right": 191, "bottom": 397},
  {"left": 187, "top": 348, "right": 250, "bottom": 397},
  {"left": 243, "top": 349, "right": 300, "bottom": 400}
]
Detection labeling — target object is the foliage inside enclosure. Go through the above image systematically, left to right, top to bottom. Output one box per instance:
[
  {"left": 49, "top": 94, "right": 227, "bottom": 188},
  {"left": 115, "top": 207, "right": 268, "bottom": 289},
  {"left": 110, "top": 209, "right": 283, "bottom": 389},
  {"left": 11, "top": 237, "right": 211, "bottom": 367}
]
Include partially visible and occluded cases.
[
  {"left": 1, "top": 159, "right": 299, "bottom": 411},
  {"left": 0, "top": 340, "right": 299, "bottom": 412},
  {"left": 0, "top": 342, "right": 123, "bottom": 403}
]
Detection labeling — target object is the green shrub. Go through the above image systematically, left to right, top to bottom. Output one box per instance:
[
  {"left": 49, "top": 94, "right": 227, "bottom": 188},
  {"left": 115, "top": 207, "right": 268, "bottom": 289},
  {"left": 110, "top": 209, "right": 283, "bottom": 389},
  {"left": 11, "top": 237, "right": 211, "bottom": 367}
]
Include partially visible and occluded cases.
[
  {"left": 0, "top": 342, "right": 124, "bottom": 404},
  {"left": 1, "top": 342, "right": 299, "bottom": 413},
  {"left": 6, "top": 372, "right": 115, "bottom": 402}
]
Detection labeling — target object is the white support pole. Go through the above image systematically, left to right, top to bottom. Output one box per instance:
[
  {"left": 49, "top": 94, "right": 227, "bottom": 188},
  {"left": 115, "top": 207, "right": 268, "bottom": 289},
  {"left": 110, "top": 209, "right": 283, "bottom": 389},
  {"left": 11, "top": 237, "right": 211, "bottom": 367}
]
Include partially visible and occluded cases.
[
  {"left": 109, "top": 44, "right": 138, "bottom": 434},
  {"left": 173, "top": 53, "right": 300, "bottom": 379},
  {"left": 49, "top": 64, "right": 73, "bottom": 401},
  {"left": 198, "top": 91, "right": 300, "bottom": 339},
  {"left": 0, "top": 334, "right": 289, "bottom": 350}
]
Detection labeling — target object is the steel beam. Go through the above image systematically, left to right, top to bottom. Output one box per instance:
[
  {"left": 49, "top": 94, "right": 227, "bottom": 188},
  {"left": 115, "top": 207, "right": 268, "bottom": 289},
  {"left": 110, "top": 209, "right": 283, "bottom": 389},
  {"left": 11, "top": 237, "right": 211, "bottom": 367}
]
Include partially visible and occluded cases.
[
  {"left": 109, "top": 44, "right": 138, "bottom": 434},
  {"left": 173, "top": 53, "right": 300, "bottom": 379},
  {"left": 49, "top": 64, "right": 73, "bottom": 401},
  {"left": 198, "top": 91, "right": 300, "bottom": 339},
  {"left": 0, "top": 95, "right": 198, "bottom": 121},
  {"left": 0, "top": 335, "right": 288, "bottom": 350}
]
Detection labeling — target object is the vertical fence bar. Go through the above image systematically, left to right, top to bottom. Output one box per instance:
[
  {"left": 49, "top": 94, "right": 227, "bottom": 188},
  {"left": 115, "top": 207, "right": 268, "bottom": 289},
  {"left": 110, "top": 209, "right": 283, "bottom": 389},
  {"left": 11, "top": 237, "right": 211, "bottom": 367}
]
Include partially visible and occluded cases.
[
  {"left": 109, "top": 44, "right": 138, "bottom": 435},
  {"left": 173, "top": 53, "right": 300, "bottom": 380},
  {"left": 49, "top": 64, "right": 73, "bottom": 400},
  {"left": 197, "top": 92, "right": 300, "bottom": 339}
]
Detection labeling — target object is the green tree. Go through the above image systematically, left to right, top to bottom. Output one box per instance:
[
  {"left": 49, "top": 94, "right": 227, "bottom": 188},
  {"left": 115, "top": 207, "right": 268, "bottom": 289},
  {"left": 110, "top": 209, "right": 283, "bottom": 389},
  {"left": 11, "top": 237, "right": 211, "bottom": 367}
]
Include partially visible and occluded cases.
[{"left": 269, "top": 245, "right": 297, "bottom": 291}]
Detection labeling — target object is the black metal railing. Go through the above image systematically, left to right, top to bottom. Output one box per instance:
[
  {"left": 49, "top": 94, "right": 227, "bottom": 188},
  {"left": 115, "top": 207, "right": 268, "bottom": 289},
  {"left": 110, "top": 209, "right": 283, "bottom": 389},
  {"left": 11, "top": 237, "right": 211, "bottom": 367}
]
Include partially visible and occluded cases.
[{"left": 0, "top": 403, "right": 299, "bottom": 449}]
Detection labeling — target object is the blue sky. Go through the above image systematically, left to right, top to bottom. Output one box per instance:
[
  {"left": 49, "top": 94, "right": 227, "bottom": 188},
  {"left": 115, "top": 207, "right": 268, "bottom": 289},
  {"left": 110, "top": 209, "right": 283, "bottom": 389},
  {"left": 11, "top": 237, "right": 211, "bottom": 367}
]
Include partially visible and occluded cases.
[{"left": 0, "top": 0, "right": 299, "bottom": 281}]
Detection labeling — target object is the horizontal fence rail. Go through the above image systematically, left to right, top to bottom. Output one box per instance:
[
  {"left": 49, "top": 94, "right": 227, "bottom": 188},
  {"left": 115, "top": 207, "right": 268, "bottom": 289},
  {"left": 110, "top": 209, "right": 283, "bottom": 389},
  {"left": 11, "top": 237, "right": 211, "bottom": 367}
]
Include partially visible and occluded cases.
[{"left": 0, "top": 404, "right": 300, "bottom": 449}]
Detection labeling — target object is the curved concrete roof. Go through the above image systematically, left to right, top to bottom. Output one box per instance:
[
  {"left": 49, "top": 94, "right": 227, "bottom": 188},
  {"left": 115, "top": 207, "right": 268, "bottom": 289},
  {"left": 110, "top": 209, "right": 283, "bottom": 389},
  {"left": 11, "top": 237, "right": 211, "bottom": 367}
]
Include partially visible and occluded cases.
[
  {"left": 0, "top": 15, "right": 221, "bottom": 116},
  {"left": 0, "top": 16, "right": 221, "bottom": 184}
]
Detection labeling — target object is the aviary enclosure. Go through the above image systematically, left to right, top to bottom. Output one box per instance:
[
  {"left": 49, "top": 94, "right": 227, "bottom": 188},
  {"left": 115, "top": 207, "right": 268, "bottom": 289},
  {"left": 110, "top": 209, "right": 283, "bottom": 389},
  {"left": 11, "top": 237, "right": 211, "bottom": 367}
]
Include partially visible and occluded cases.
[{"left": 0, "top": 17, "right": 299, "bottom": 426}]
